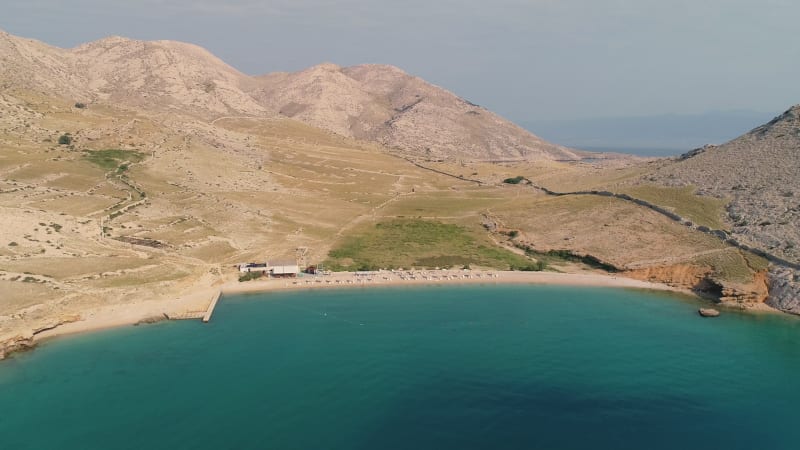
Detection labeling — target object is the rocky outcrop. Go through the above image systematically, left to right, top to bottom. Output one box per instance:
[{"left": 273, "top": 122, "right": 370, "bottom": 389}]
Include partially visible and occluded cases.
[
  {"left": 625, "top": 264, "right": 769, "bottom": 307},
  {"left": 626, "top": 264, "right": 712, "bottom": 292},
  {"left": 767, "top": 267, "right": 800, "bottom": 315},
  {"left": 718, "top": 270, "right": 770, "bottom": 306},
  {"left": 699, "top": 308, "right": 720, "bottom": 317},
  {"left": 133, "top": 314, "right": 168, "bottom": 326},
  {"left": 0, "top": 315, "right": 81, "bottom": 361},
  {"left": 0, "top": 333, "right": 35, "bottom": 360}
]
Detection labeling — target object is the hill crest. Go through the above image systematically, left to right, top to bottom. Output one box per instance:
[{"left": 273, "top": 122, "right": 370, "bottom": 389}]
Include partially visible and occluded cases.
[{"left": 1, "top": 30, "right": 580, "bottom": 161}]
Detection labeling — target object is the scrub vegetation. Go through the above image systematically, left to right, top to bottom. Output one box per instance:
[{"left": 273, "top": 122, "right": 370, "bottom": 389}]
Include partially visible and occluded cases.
[
  {"left": 83, "top": 149, "right": 145, "bottom": 171},
  {"left": 324, "top": 219, "right": 542, "bottom": 271}
]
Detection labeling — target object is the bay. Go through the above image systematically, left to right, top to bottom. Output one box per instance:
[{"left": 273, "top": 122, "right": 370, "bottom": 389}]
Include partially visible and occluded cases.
[{"left": 1, "top": 285, "right": 798, "bottom": 450}]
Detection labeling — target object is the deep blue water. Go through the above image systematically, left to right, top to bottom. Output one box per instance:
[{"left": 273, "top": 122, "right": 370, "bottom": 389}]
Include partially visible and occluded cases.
[{"left": 1, "top": 285, "right": 799, "bottom": 450}]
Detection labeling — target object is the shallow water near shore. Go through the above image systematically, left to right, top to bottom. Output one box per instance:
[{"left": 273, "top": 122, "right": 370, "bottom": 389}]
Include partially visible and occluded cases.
[{"left": 1, "top": 285, "right": 799, "bottom": 449}]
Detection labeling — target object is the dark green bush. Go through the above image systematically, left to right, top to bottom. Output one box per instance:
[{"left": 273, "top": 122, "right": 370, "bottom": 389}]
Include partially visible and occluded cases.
[
  {"left": 503, "top": 176, "right": 526, "bottom": 184},
  {"left": 238, "top": 271, "right": 264, "bottom": 282}
]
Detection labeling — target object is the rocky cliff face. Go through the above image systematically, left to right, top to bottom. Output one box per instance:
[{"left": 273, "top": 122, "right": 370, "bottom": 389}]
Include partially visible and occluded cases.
[
  {"left": 625, "top": 264, "right": 770, "bottom": 307},
  {"left": 767, "top": 267, "right": 800, "bottom": 314},
  {"left": 0, "top": 315, "right": 81, "bottom": 360}
]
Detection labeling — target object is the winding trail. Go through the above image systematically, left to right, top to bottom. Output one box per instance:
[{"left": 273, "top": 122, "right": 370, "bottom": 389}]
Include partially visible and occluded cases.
[{"left": 524, "top": 182, "right": 800, "bottom": 271}]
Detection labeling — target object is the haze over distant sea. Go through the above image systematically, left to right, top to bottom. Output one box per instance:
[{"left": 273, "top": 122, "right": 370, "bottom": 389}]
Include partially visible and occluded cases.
[
  {"left": 523, "top": 110, "right": 777, "bottom": 157},
  {"left": 1, "top": 285, "right": 799, "bottom": 450}
]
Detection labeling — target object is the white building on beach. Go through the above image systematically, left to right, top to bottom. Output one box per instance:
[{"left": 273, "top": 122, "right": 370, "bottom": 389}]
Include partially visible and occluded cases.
[{"left": 267, "top": 259, "right": 300, "bottom": 277}]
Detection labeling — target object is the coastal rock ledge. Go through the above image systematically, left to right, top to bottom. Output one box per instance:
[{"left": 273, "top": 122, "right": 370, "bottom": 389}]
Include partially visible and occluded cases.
[
  {"left": 0, "top": 315, "right": 82, "bottom": 360},
  {"left": 0, "top": 334, "right": 36, "bottom": 360}
]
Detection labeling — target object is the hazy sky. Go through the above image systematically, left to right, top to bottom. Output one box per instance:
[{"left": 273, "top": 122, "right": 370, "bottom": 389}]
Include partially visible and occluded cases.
[{"left": 2, "top": 0, "right": 798, "bottom": 121}]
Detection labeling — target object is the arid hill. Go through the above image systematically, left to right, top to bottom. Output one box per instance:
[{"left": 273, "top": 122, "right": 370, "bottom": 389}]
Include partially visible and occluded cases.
[
  {"left": 0, "top": 29, "right": 577, "bottom": 162},
  {"left": 0, "top": 30, "right": 266, "bottom": 116},
  {"left": 0, "top": 30, "right": 84, "bottom": 96},
  {"left": 72, "top": 37, "right": 268, "bottom": 115},
  {"left": 248, "top": 63, "right": 583, "bottom": 161},
  {"left": 647, "top": 105, "right": 800, "bottom": 312},
  {"left": 651, "top": 105, "right": 800, "bottom": 264}
]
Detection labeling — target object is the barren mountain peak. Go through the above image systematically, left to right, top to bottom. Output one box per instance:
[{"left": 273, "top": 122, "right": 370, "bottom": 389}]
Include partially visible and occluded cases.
[
  {"left": 2, "top": 30, "right": 578, "bottom": 161},
  {"left": 81, "top": 34, "right": 133, "bottom": 46},
  {"left": 245, "top": 60, "right": 580, "bottom": 161},
  {"left": 305, "top": 62, "right": 342, "bottom": 72},
  {"left": 342, "top": 63, "right": 415, "bottom": 87},
  {"left": 345, "top": 63, "right": 408, "bottom": 74},
  {"left": 759, "top": 103, "right": 800, "bottom": 128}
]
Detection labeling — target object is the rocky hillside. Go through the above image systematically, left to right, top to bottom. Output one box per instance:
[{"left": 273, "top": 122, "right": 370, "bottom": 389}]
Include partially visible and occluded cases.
[
  {"left": 0, "top": 29, "right": 578, "bottom": 162},
  {"left": 0, "top": 30, "right": 84, "bottom": 96},
  {"left": 0, "top": 30, "right": 267, "bottom": 116},
  {"left": 71, "top": 37, "right": 267, "bottom": 115},
  {"left": 248, "top": 63, "right": 582, "bottom": 161},
  {"left": 648, "top": 105, "right": 800, "bottom": 313},
  {"left": 652, "top": 105, "right": 800, "bottom": 263}
]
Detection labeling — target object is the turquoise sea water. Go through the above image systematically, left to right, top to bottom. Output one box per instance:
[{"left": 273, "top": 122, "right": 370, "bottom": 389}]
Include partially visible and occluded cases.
[{"left": 1, "top": 285, "right": 799, "bottom": 450}]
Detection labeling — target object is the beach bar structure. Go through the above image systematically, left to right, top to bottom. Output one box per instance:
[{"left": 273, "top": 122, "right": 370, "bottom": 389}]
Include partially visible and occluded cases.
[{"left": 268, "top": 259, "right": 300, "bottom": 277}]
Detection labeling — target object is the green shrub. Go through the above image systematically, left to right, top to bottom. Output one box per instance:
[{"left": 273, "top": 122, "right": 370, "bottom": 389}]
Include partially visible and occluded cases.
[
  {"left": 58, "top": 134, "right": 72, "bottom": 145},
  {"left": 84, "top": 149, "right": 145, "bottom": 171},
  {"left": 503, "top": 176, "right": 526, "bottom": 184},
  {"left": 510, "top": 260, "right": 547, "bottom": 271},
  {"left": 238, "top": 271, "right": 264, "bottom": 282}
]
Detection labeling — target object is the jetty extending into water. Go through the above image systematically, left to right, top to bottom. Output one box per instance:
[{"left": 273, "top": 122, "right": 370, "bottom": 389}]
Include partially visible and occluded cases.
[
  {"left": 203, "top": 291, "right": 221, "bottom": 323},
  {"left": 166, "top": 311, "right": 205, "bottom": 320}
]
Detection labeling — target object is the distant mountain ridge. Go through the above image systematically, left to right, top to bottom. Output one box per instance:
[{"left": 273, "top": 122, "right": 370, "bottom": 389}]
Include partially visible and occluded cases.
[{"left": 0, "top": 29, "right": 580, "bottom": 162}]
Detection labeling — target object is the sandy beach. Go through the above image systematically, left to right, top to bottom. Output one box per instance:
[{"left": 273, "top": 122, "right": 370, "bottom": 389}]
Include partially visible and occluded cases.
[
  {"left": 223, "top": 269, "right": 688, "bottom": 295},
  {"left": 28, "top": 270, "right": 693, "bottom": 345}
]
